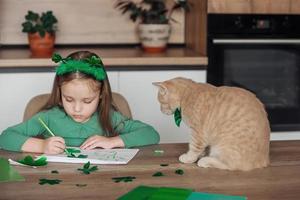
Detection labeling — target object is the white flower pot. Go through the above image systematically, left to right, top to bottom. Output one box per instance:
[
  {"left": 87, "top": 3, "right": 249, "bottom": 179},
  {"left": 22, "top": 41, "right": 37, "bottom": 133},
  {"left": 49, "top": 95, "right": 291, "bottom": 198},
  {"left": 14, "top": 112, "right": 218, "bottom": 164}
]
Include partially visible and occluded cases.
[{"left": 138, "top": 24, "right": 171, "bottom": 53}]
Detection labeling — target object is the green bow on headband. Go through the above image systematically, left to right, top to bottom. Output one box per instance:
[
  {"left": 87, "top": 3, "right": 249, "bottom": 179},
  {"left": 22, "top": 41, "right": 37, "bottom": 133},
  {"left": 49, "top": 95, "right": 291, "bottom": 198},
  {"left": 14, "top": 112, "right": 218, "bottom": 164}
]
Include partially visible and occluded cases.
[{"left": 52, "top": 53, "right": 106, "bottom": 81}]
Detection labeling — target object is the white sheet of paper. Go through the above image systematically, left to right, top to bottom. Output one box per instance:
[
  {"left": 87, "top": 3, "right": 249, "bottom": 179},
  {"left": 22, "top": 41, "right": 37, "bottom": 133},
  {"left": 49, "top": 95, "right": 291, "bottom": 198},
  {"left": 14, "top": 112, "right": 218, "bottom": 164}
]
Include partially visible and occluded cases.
[{"left": 38, "top": 148, "right": 139, "bottom": 165}]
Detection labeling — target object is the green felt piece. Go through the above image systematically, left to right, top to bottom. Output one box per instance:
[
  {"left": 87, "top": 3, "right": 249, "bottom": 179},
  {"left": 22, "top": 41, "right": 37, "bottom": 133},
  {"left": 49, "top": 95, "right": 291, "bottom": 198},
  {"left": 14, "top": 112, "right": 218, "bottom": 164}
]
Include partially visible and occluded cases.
[
  {"left": 174, "top": 108, "right": 182, "bottom": 127},
  {"left": 18, "top": 155, "right": 47, "bottom": 166},
  {"left": 0, "top": 157, "right": 25, "bottom": 183},
  {"left": 77, "top": 161, "right": 98, "bottom": 174},
  {"left": 160, "top": 164, "right": 169, "bottom": 167},
  {"left": 175, "top": 169, "right": 184, "bottom": 175},
  {"left": 51, "top": 170, "right": 59, "bottom": 174},
  {"left": 152, "top": 172, "right": 164, "bottom": 177},
  {"left": 112, "top": 176, "right": 136, "bottom": 183},
  {"left": 39, "top": 178, "right": 62, "bottom": 185},
  {"left": 76, "top": 184, "right": 87, "bottom": 187},
  {"left": 117, "top": 185, "right": 157, "bottom": 200},
  {"left": 148, "top": 187, "right": 193, "bottom": 200},
  {"left": 186, "top": 192, "right": 247, "bottom": 200}
]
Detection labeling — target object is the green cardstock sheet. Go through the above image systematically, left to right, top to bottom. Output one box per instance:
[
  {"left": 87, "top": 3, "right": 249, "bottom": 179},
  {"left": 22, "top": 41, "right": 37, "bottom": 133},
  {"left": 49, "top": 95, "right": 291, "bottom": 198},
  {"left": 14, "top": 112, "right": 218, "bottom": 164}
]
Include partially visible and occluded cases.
[
  {"left": 0, "top": 157, "right": 25, "bottom": 183},
  {"left": 117, "top": 185, "right": 193, "bottom": 200},
  {"left": 117, "top": 185, "right": 157, "bottom": 200},
  {"left": 118, "top": 185, "right": 247, "bottom": 200},
  {"left": 186, "top": 192, "right": 247, "bottom": 200}
]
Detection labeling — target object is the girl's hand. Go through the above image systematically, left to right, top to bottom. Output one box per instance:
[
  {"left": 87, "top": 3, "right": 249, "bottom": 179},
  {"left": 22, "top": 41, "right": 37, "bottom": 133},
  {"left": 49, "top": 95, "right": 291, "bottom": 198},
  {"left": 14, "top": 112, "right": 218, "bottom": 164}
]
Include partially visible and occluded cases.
[
  {"left": 80, "top": 135, "right": 124, "bottom": 150},
  {"left": 43, "top": 136, "right": 66, "bottom": 154}
]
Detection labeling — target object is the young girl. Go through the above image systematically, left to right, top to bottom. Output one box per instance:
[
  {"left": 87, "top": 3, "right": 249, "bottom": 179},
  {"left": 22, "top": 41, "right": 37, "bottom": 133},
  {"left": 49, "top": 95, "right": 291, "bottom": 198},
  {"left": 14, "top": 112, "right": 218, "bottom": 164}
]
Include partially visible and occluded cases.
[{"left": 0, "top": 51, "right": 160, "bottom": 154}]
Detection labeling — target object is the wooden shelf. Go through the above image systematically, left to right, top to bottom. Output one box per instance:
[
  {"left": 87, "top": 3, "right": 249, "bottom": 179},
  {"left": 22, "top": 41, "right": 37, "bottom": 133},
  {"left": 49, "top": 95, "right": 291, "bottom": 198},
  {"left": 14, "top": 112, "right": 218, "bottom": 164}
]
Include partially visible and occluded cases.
[{"left": 0, "top": 46, "right": 207, "bottom": 69}]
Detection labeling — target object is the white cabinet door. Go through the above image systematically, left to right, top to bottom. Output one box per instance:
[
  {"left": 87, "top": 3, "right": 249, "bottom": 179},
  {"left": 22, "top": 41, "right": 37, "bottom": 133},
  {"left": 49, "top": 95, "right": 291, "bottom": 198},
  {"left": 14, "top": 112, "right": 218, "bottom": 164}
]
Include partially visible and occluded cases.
[{"left": 118, "top": 70, "right": 207, "bottom": 143}]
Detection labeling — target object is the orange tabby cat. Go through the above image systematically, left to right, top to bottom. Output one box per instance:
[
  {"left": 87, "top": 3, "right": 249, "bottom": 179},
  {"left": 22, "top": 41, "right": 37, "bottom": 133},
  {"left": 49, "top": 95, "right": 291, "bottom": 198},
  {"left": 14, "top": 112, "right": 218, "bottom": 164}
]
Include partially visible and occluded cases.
[{"left": 153, "top": 77, "right": 270, "bottom": 171}]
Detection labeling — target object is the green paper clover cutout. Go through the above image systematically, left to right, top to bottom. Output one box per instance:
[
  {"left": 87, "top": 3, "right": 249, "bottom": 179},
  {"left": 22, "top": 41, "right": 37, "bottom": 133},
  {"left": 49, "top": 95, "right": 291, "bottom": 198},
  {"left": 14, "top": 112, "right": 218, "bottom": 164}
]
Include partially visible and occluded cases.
[
  {"left": 52, "top": 53, "right": 63, "bottom": 63},
  {"left": 66, "top": 148, "right": 88, "bottom": 158},
  {"left": 18, "top": 155, "right": 47, "bottom": 166},
  {"left": 77, "top": 161, "right": 98, "bottom": 174},
  {"left": 175, "top": 169, "right": 184, "bottom": 175},
  {"left": 152, "top": 172, "right": 164, "bottom": 177},
  {"left": 112, "top": 176, "right": 136, "bottom": 183},
  {"left": 39, "top": 178, "right": 62, "bottom": 185}
]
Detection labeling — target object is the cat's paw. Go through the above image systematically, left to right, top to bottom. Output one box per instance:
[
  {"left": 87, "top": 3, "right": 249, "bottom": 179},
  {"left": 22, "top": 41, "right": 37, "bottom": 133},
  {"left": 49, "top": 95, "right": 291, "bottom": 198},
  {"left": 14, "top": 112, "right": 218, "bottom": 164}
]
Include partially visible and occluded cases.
[
  {"left": 179, "top": 153, "right": 199, "bottom": 163},
  {"left": 197, "top": 157, "right": 229, "bottom": 170}
]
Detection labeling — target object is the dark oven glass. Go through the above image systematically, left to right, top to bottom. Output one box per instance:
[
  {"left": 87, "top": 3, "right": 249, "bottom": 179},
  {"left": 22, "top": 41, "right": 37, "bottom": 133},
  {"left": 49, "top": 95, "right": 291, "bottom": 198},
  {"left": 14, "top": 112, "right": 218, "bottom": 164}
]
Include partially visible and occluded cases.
[{"left": 207, "top": 14, "right": 300, "bottom": 131}]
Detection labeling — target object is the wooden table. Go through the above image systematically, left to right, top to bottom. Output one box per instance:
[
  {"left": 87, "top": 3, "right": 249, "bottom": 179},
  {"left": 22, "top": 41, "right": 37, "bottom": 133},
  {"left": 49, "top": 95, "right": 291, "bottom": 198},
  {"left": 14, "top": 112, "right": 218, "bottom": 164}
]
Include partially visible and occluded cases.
[{"left": 1, "top": 141, "right": 300, "bottom": 200}]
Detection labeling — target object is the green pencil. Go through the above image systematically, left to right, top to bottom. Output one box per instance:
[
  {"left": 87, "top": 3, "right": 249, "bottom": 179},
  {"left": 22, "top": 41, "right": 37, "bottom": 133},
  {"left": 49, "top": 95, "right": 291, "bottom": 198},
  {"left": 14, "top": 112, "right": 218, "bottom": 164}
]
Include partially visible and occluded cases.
[{"left": 38, "top": 117, "right": 70, "bottom": 154}]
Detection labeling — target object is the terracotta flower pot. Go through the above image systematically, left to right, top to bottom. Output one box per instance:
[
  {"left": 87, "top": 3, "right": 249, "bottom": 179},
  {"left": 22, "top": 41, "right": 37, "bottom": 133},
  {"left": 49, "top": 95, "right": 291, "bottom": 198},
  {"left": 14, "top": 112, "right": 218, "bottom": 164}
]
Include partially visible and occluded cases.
[
  {"left": 138, "top": 24, "right": 171, "bottom": 53},
  {"left": 28, "top": 32, "right": 55, "bottom": 58}
]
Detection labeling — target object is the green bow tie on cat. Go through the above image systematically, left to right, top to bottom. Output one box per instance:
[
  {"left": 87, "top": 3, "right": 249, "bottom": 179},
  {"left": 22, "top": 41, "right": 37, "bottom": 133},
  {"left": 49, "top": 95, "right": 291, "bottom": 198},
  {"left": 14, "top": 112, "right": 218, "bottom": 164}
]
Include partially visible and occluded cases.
[{"left": 174, "top": 108, "right": 182, "bottom": 127}]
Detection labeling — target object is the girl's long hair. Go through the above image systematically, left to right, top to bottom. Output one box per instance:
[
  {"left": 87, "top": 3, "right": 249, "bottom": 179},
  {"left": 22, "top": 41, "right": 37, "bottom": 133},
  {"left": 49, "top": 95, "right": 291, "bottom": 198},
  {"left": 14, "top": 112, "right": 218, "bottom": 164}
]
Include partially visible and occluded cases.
[{"left": 41, "top": 51, "right": 117, "bottom": 136}]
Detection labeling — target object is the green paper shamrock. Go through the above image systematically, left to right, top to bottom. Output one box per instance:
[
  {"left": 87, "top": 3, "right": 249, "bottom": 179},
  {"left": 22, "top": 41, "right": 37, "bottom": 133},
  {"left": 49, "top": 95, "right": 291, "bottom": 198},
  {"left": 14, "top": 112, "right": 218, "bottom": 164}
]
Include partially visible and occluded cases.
[
  {"left": 52, "top": 53, "right": 63, "bottom": 63},
  {"left": 174, "top": 108, "right": 182, "bottom": 127},
  {"left": 66, "top": 148, "right": 88, "bottom": 158},
  {"left": 18, "top": 155, "right": 47, "bottom": 166},
  {"left": 77, "top": 162, "right": 98, "bottom": 174},
  {"left": 160, "top": 164, "right": 169, "bottom": 167},
  {"left": 175, "top": 169, "right": 184, "bottom": 175},
  {"left": 152, "top": 172, "right": 164, "bottom": 177},
  {"left": 112, "top": 176, "right": 136, "bottom": 183},
  {"left": 39, "top": 178, "right": 62, "bottom": 185},
  {"left": 76, "top": 184, "right": 87, "bottom": 187}
]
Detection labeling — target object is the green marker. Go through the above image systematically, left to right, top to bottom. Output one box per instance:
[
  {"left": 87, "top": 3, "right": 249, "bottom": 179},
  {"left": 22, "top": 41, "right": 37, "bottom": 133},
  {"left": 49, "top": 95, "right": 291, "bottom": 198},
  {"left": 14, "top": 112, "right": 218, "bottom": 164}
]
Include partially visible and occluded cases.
[{"left": 38, "top": 117, "right": 70, "bottom": 154}]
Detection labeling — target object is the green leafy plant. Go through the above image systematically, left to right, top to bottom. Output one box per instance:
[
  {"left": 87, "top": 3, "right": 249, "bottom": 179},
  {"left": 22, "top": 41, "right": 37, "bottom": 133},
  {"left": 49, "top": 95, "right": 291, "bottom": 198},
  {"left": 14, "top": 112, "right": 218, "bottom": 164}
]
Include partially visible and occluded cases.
[
  {"left": 115, "top": 0, "right": 190, "bottom": 24},
  {"left": 22, "top": 10, "right": 58, "bottom": 37}
]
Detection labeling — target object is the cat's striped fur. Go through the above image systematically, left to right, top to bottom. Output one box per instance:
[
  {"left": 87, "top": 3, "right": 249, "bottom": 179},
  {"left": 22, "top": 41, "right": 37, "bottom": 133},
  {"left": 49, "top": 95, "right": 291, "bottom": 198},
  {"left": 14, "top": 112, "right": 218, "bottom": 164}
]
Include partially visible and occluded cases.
[{"left": 153, "top": 77, "right": 270, "bottom": 171}]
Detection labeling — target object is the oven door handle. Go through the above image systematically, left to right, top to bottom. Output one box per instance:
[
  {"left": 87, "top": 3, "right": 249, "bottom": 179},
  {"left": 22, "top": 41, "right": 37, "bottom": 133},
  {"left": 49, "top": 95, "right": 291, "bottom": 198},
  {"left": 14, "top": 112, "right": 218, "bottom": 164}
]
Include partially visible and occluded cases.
[{"left": 212, "top": 39, "right": 300, "bottom": 44}]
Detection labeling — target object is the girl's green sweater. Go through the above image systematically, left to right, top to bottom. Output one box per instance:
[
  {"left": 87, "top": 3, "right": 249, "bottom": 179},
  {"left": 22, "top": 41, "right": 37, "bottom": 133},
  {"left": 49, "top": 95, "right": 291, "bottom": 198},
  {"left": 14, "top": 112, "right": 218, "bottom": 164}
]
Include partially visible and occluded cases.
[{"left": 0, "top": 107, "right": 160, "bottom": 152}]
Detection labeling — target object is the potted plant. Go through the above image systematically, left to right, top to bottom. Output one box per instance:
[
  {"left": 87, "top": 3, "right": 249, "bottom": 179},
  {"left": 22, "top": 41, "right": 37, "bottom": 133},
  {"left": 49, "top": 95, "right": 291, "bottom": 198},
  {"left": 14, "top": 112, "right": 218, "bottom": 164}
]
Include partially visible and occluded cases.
[
  {"left": 115, "top": 0, "right": 190, "bottom": 53},
  {"left": 22, "top": 10, "right": 58, "bottom": 57}
]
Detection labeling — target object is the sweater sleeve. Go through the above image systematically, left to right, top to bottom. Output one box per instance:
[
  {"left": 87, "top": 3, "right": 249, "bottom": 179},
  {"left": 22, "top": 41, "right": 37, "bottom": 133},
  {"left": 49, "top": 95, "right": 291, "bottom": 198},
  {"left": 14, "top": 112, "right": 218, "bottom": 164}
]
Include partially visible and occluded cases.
[
  {"left": 0, "top": 111, "right": 49, "bottom": 152},
  {"left": 111, "top": 111, "right": 160, "bottom": 148}
]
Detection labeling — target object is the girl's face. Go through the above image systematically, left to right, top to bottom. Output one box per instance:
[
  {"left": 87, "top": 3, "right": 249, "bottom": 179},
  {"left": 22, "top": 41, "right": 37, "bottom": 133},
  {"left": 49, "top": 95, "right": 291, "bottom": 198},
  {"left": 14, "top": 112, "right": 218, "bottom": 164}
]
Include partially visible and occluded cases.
[{"left": 61, "top": 79, "right": 100, "bottom": 123}]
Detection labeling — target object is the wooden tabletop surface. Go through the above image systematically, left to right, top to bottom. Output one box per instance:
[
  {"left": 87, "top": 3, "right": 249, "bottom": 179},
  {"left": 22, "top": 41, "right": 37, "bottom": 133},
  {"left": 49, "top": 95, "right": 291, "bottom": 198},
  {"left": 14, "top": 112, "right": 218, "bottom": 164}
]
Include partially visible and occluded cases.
[{"left": 1, "top": 141, "right": 300, "bottom": 200}]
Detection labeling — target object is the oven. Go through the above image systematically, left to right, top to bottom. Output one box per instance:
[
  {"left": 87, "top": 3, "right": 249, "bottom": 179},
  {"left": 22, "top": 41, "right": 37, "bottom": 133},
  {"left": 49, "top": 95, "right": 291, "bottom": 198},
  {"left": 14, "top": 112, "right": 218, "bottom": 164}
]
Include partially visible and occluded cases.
[{"left": 207, "top": 14, "right": 300, "bottom": 131}]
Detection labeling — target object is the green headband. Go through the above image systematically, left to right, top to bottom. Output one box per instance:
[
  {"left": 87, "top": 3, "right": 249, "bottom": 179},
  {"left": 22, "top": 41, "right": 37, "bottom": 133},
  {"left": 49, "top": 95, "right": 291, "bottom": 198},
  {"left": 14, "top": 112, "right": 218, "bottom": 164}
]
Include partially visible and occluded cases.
[{"left": 52, "top": 53, "right": 106, "bottom": 81}]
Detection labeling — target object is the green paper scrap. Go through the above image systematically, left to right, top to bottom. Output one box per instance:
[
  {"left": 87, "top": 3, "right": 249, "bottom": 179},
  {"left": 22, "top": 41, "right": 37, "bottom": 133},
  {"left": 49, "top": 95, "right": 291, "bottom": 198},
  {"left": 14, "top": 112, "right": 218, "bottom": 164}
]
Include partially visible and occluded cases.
[
  {"left": 174, "top": 108, "right": 182, "bottom": 127},
  {"left": 154, "top": 150, "right": 164, "bottom": 156},
  {"left": 18, "top": 155, "right": 47, "bottom": 166},
  {"left": 0, "top": 157, "right": 25, "bottom": 183},
  {"left": 77, "top": 161, "right": 98, "bottom": 174},
  {"left": 160, "top": 164, "right": 169, "bottom": 167},
  {"left": 175, "top": 169, "right": 184, "bottom": 175},
  {"left": 51, "top": 170, "right": 59, "bottom": 174},
  {"left": 152, "top": 172, "right": 164, "bottom": 177},
  {"left": 112, "top": 176, "right": 136, "bottom": 183},
  {"left": 39, "top": 178, "right": 62, "bottom": 185},
  {"left": 76, "top": 184, "right": 87, "bottom": 187},
  {"left": 117, "top": 185, "right": 157, "bottom": 200},
  {"left": 117, "top": 185, "right": 193, "bottom": 200},
  {"left": 148, "top": 187, "right": 193, "bottom": 200},
  {"left": 186, "top": 192, "right": 247, "bottom": 200}
]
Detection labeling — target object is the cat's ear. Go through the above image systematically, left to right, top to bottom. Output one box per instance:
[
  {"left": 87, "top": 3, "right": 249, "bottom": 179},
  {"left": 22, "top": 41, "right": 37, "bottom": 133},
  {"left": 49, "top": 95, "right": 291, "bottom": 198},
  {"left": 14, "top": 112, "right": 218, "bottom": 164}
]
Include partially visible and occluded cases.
[{"left": 152, "top": 82, "right": 168, "bottom": 95}]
